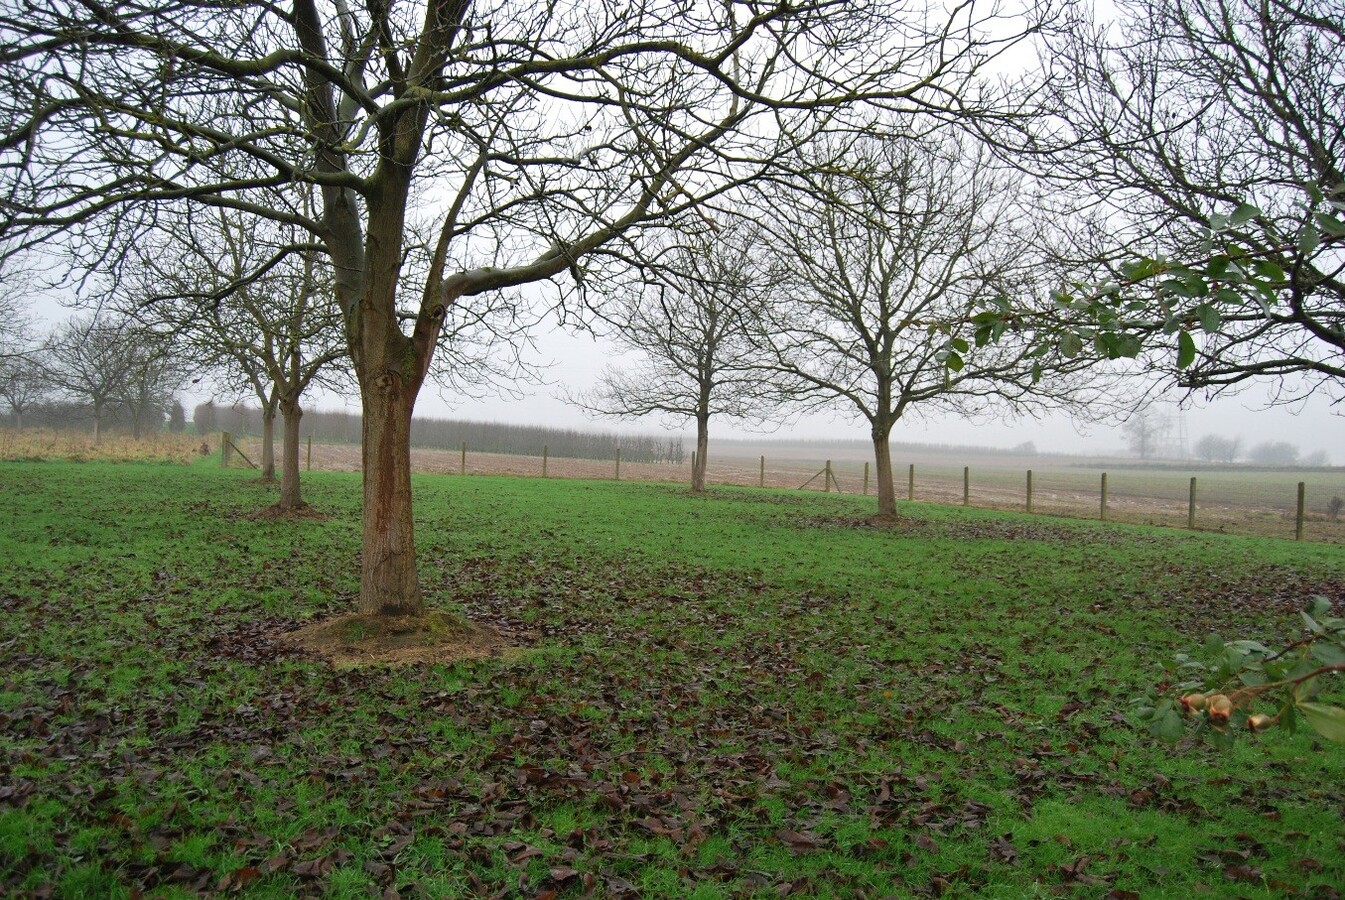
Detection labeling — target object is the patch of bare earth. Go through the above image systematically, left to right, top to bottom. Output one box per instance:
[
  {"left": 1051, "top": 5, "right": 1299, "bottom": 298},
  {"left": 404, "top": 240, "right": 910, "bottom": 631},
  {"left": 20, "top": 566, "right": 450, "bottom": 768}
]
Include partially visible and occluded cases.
[{"left": 278, "top": 610, "right": 519, "bottom": 668}]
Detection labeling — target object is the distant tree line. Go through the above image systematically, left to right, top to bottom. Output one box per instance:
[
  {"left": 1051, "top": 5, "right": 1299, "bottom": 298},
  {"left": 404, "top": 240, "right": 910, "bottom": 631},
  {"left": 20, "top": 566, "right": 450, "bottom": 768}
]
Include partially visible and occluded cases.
[{"left": 198, "top": 404, "right": 685, "bottom": 465}]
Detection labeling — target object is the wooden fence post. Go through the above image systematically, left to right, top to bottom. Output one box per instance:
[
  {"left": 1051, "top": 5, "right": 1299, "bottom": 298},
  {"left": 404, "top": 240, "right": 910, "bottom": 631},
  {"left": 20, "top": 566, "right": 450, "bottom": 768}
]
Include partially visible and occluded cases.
[
  {"left": 221, "top": 431, "right": 232, "bottom": 468},
  {"left": 306, "top": 434, "right": 312, "bottom": 472},
  {"left": 460, "top": 441, "right": 467, "bottom": 475},
  {"left": 542, "top": 444, "right": 548, "bottom": 478},
  {"left": 615, "top": 448, "right": 621, "bottom": 480},
  {"left": 759, "top": 455, "right": 765, "bottom": 488},
  {"left": 824, "top": 460, "right": 832, "bottom": 492},
  {"left": 863, "top": 462, "right": 869, "bottom": 496},
  {"left": 908, "top": 463, "right": 915, "bottom": 502},
  {"left": 963, "top": 466, "right": 970, "bottom": 506},
  {"left": 1026, "top": 469, "right": 1033, "bottom": 513},
  {"left": 1100, "top": 472, "right": 1108, "bottom": 521},
  {"left": 1188, "top": 476, "right": 1197, "bottom": 529},
  {"left": 1296, "top": 482, "right": 1306, "bottom": 541}
]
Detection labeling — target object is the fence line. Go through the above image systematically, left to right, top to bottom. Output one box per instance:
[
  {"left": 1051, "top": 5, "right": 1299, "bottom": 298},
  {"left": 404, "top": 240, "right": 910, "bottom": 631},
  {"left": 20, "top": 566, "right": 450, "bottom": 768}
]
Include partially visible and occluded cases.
[{"left": 222, "top": 434, "right": 1344, "bottom": 543}]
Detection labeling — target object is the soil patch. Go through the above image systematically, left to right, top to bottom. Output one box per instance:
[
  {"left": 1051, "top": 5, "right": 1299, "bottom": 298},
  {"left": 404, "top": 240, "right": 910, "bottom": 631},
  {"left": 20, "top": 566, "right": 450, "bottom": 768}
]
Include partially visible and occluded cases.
[{"left": 279, "top": 610, "right": 519, "bottom": 668}]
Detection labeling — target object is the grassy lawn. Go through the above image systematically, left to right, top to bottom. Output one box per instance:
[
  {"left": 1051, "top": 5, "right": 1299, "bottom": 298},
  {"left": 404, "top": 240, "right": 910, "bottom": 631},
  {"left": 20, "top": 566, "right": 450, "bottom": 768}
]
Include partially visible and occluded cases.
[{"left": 1, "top": 460, "right": 1343, "bottom": 897}]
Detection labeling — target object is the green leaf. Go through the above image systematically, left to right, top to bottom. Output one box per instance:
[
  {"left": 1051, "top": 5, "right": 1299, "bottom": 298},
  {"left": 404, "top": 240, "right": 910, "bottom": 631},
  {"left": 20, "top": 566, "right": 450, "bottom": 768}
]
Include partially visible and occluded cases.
[
  {"left": 1228, "top": 202, "right": 1261, "bottom": 226},
  {"left": 1315, "top": 212, "right": 1345, "bottom": 237},
  {"left": 1297, "top": 227, "right": 1321, "bottom": 256},
  {"left": 1252, "top": 260, "right": 1285, "bottom": 282},
  {"left": 1196, "top": 304, "right": 1222, "bottom": 333},
  {"left": 1177, "top": 330, "right": 1197, "bottom": 369},
  {"left": 1060, "top": 332, "right": 1083, "bottom": 359},
  {"left": 950, "top": 337, "right": 969, "bottom": 353},
  {"left": 945, "top": 352, "right": 964, "bottom": 372},
  {"left": 1307, "top": 596, "right": 1332, "bottom": 618},
  {"left": 1204, "top": 633, "right": 1224, "bottom": 656},
  {"left": 1310, "top": 640, "right": 1345, "bottom": 666},
  {"left": 1296, "top": 702, "right": 1345, "bottom": 742},
  {"left": 1152, "top": 708, "right": 1185, "bottom": 742}
]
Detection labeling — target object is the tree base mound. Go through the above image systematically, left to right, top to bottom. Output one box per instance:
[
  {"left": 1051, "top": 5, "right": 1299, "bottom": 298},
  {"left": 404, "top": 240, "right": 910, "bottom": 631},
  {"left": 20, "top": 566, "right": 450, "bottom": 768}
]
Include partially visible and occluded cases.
[{"left": 280, "top": 610, "right": 516, "bottom": 668}]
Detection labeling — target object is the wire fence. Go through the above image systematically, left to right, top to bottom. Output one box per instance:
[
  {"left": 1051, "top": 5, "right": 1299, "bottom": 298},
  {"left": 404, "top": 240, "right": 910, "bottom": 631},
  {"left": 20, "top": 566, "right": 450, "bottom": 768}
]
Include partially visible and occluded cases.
[{"left": 222, "top": 433, "right": 1345, "bottom": 544}]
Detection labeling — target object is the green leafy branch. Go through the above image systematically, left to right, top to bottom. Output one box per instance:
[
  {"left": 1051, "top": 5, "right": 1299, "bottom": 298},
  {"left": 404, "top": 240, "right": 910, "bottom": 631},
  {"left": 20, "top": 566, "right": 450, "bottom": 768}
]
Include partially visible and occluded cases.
[{"left": 1135, "top": 597, "right": 1345, "bottom": 749}]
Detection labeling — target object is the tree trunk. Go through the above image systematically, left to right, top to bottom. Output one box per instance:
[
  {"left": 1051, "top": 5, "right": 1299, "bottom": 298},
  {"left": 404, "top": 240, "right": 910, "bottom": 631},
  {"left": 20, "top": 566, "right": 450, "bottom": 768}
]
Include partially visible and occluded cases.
[
  {"left": 357, "top": 371, "right": 423, "bottom": 616},
  {"left": 278, "top": 398, "right": 305, "bottom": 510},
  {"left": 92, "top": 403, "right": 103, "bottom": 445},
  {"left": 260, "top": 404, "right": 277, "bottom": 481},
  {"left": 692, "top": 413, "right": 709, "bottom": 492},
  {"left": 873, "top": 425, "right": 897, "bottom": 519}
]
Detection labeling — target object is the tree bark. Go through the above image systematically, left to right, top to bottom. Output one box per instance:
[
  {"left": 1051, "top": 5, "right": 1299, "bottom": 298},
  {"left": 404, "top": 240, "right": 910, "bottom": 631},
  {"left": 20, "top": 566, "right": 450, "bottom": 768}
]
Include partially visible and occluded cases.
[
  {"left": 356, "top": 365, "right": 423, "bottom": 616},
  {"left": 278, "top": 397, "right": 305, "bottom": 510},
  {"left": 260, "top": 403, "right": 277, "bottom": 481},
  {"left": 693, "top": 412, "right": 709, "bottom": 492},
  {"left": 872, "top": 424, "right": 898, "bottom": 519}
]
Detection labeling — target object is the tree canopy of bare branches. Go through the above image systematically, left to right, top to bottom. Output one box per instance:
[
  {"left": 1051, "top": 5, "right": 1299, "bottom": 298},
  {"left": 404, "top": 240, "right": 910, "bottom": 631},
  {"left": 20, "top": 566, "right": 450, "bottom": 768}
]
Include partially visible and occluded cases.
[
  {"left": 1, "top": 0, "right": 1056, "bottom": 615},
  {"left": 1034, "top": 0, "right": 1345, "bottom": 404},
  {"left": 750, "top": 129, "right": 1107, "bottom": 517},
  {"left": 571, "top": 225, "right": 778, "bottom": 491}
]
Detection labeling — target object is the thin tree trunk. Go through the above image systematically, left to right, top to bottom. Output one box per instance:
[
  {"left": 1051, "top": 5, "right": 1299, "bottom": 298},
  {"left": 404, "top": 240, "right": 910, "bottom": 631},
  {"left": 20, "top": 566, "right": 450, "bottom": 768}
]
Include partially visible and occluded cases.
[
  {"left": 357, "top": 372, "right": 423, "bottom": 617},
  {"left": 278, "top": 398, "right": 304, "bottom": 510},
  {"left": 93, "top": 404, "right": 103, "bottom": 445},
  {"left": 260, "top": 404, "right": 277, "bottom": 481},
  {"left": 693, "top": 413, "right": 709, "bottom": 492},
  {"left": 873, "top": 425, "right": 897, "bottom": 519}
]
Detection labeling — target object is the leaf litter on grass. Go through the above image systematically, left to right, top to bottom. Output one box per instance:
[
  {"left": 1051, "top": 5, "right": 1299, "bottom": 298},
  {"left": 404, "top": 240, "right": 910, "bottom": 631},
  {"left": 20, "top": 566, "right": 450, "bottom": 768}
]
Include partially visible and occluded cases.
[{"left": 1, "top": 464, "right": 1344, "bottom": 897}]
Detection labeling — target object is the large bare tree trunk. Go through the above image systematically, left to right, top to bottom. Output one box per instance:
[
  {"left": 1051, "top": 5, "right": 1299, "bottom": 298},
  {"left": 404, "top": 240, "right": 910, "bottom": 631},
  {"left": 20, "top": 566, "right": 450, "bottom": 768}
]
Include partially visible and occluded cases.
[
  {"left": 356, "top": 365, "right": 424, "bottom": 616},
  {"left": 278, "top": 398, "right": 304, "bottom": 510},
  {"left": 260, "top": 404, "right": 277, "bottom": 481},
  {"left": 692, "top": 413, "right": 709, "bottom": 492},
  {"left": 873, "top": 426, "right": 898, "bottom": 519}
]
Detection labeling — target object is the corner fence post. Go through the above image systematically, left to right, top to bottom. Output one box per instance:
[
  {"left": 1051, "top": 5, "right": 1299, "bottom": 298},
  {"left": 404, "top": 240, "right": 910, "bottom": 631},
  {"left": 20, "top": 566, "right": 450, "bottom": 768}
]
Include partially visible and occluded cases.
[
  {"left": 221, "top": 431, "right": 232, "bottom": 468},
  {"left": 306, "top": 434, "right": 312, "bottom": 471},
  {"left": 460, "top": 441, "right": 466, "bottom": 476},
  {"left": 542, "top": 444, "right": 548, "bottom": 478},
  {"left": 615, "top": 448, "right": 621, "bottom": 480},
  {"left": 759, "top": 455, "right": 765, "bottom": 488},
  {"left": 824, "top": 460, "right": 832, "bottom": 492},
  {"left": 863, "top": 462, "right": 869, "bottom": 496},
  {"left": 908, "top": 464, "right": 914, "bottom": 502},
  {"left": 963, "top": 466, "right": 970, "bottom": 506},
  {"left": 1026, "top": 469, "right": 1033, "bottom": 513},
  {"left": 1100, "top": 472, "right": 1108, "bottom": 521}
]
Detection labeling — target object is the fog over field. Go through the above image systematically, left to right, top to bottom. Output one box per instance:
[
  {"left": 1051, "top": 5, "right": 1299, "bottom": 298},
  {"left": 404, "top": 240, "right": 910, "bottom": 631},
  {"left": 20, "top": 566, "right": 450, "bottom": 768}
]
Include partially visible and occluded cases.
[
  {"left": 26, "top": 279, "right": 1343, "bottom": 464},
  {"left": 317, "top": 326, "right": 1344, "bottom": 464}
]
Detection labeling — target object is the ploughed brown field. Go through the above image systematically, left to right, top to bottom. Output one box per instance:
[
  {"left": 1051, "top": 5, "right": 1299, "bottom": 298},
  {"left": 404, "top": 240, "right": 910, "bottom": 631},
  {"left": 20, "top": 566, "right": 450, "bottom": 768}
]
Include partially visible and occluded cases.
[{"left": 229, "top": 435, "right": 1345, "bottom": 544}]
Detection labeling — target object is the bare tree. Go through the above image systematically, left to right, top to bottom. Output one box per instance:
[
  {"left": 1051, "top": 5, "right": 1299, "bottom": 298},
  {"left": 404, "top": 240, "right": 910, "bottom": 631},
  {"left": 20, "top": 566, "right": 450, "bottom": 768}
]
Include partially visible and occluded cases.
[
  {"left": 0, "top": 0, "right": 1056, "bottom": 616},
  {"left": 1033, "top": 0, "right": 1345, "bottom": 402},
  {"left": 751, "top": 130, "right": 1101, "bottom": 519},
  {"left": 123, "top": 204, "right": 347, "bottom": 508},
  {"left": 572, "top": 226, "right": 776, "bottom": 492},
  {"left": 45, "top": 318, "right": 133, "bottom": 442},
  {"left": 0, "top": 354, "right": 48, "bottom": 428},
  {"left": 1121, "top": 410, "right": 1170, "bottom": 460},
  {"left": 1193, "top": 433, "right": 1242, "bottom": 464},
  {"left": 1248, "top": 441, "right": 1301, "bottom": 466}
]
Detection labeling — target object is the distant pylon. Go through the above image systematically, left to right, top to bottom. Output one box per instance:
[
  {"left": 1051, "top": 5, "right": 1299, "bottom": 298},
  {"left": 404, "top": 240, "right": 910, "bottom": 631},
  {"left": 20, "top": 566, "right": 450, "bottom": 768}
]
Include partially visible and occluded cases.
[{"left": 1173, "top": 410, "right": 1190, "bottom": 459}]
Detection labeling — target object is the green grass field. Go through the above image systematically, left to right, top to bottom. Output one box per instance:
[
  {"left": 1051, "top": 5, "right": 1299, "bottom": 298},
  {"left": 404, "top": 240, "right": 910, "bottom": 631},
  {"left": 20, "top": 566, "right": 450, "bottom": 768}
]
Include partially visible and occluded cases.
[{"left": 2, "top": 461, "right": 1343, "bottom": 897}]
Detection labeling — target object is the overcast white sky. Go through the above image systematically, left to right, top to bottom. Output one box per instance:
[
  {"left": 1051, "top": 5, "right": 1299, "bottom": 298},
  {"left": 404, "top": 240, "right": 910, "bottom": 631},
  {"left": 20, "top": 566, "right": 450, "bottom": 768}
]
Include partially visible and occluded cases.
[
  {"left": 23, "top": 252, "right": 1343, "bottom": 463},
  {"left": 319, "top": 317, "right": 1341, "bottom": 461}
]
